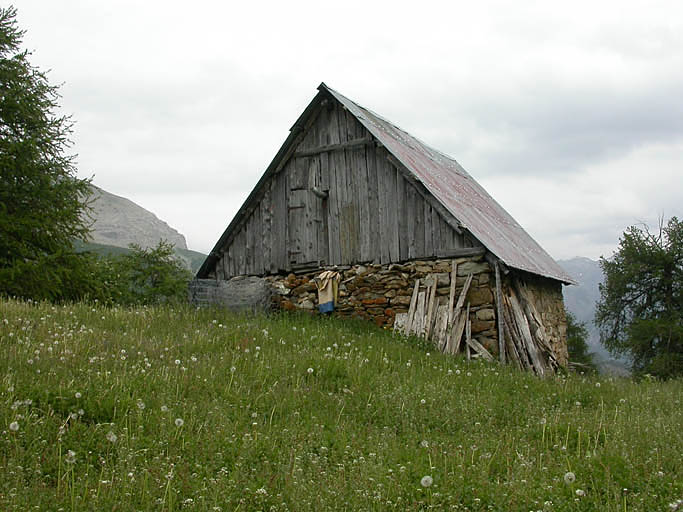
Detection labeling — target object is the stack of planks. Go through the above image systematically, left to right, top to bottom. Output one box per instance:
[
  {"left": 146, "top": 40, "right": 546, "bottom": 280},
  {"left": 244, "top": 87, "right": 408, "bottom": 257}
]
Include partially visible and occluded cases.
[
  {"left": 394, "top": 260, "right": 560, "bottom": 376},
  {"left": 393, "top": 261, "right": 495, "bottom": 362},
  {"left": 499, "top": 277, "right": 560, "bottom": 376}
]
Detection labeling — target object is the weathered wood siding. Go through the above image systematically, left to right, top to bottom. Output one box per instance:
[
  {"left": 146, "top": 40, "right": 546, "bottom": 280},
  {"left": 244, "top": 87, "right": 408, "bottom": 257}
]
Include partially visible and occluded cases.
[{"left": 210, "top": 101, "right": 481, "bottom": 278}]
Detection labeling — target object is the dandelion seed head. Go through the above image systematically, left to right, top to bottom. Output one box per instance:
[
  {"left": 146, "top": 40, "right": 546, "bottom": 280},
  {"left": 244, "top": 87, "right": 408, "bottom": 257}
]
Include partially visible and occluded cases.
[
  {"left": 307, "top": 368, "right": 314, "bottom": 374},
  {"left": 74, "top": 392, "right": 82, "bottom": 399},
  {"left": 420, "top": 399, "right": 426, "bottom": 405},
  {"left": 175, "top": 418, "right": 184, "bottom": 427},
  {"left": 9, "top": 421, "right": 19, "bottom": 432},
  {"left": 106, "top": 431, "right": 117, "bottom": 443},
  {"left": 65, "top": 450, "right": 76, "bottom": 464},
  {"left": 564, "top": 471, "right": 576, "bottom": 484},
  {"left": 420, "top": 475, "right": 433, "bottom": 487},
  {"left": 576, "top": 489, "right": 585, "bottom": 497}
]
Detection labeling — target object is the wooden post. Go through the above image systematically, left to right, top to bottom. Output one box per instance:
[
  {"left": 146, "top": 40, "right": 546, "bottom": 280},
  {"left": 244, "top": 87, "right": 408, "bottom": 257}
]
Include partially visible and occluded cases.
[{"left": 494, "top": 261, "right": 506, "bottom": 364}]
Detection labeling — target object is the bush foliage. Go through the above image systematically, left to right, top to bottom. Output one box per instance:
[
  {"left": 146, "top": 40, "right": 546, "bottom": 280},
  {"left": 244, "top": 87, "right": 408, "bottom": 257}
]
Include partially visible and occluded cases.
[{"left": 566, "top": 310, "right": 596, "bottom": 373}]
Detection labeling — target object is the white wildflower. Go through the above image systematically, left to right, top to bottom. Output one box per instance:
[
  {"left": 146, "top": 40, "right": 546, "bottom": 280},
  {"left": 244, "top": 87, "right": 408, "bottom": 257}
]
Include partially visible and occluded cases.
[
  {"left": 106, "top": 431, "right": 117, "bottom": 443},
  {"left": 575, "top": 489, "right": 585, "bottom": 497}
]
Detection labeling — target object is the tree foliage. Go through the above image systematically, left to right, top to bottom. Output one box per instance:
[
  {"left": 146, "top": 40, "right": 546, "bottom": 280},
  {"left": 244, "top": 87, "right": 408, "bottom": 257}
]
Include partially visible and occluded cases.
[
  {"left": 0, "top": 6, "right": 91, "bottom": 300},
  {"left": 596, "top": 217, "right": 683, "bottom": 378},
  {"left": 111, "top": 241, "right": 192, "bottom": 305},
  {"left": 565, "top": 310, "right": 596, "bottom": 372}
]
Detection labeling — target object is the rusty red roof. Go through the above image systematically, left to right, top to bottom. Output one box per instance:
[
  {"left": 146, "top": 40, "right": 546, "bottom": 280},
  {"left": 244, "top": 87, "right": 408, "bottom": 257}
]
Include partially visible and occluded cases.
[{"left": 322, "top": 84, "right": 575, "bottom": 284}]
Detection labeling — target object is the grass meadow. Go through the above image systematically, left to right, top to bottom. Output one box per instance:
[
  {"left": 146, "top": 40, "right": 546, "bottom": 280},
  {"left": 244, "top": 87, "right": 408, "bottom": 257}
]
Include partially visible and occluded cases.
[{"left": 1, "top": 299, "right": 681, "bottom": 511}]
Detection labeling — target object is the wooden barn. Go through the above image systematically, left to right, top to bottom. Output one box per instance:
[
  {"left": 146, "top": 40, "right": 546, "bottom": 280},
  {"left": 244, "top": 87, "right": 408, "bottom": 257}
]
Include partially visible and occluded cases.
[{"left": 193, "top": 83, "right": 576, "bottom": 374}]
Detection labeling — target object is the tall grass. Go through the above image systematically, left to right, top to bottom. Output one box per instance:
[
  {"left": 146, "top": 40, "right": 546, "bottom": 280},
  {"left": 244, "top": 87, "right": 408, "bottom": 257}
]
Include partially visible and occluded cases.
[{"left": 1, "top": 299, "right": 681, "bottom": 510}]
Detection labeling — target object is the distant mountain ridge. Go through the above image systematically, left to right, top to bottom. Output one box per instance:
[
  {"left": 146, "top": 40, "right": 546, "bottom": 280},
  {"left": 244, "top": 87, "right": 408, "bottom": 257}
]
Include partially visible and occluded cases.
[{"left": 83, "top": 185, "right": 188, "bottom": 250}]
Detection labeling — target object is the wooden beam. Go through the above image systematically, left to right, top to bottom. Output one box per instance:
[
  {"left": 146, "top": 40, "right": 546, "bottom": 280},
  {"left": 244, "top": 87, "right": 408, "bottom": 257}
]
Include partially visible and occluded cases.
[
  {"left": 293, "top": 136, "right": 373, "bottom": 157},
  {"left": 441, "top": 247, "right": 486, "bottom": 259}
]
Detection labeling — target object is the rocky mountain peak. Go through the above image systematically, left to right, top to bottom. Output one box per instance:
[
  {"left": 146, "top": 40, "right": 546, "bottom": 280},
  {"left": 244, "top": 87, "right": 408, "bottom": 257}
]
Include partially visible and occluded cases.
[{"left": 83, "top": 185, "right": 188, "bottom": 250}]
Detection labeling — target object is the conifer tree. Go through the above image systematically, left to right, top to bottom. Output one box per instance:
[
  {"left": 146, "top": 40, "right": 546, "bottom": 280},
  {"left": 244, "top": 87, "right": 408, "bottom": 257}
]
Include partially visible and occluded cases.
[
  {"left": 0, "top": 6, "right": 91, "bottom": 299},
  {"left": 596, "top": 217, "right": 683, "bottom": 378}
]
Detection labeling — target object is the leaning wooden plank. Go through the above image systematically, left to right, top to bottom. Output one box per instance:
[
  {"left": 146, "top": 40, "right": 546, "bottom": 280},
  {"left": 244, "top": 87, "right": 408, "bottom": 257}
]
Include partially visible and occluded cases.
[
  {"left": 448, "top": 261, "right": 457, "bottom": 325},
  {"left": 494, "top": 261, "right": 506, "bottom": 364},
  {"left": 445, "top": 273, "right": 474, "bottom": 353},
  {"left": 451, "top": 273, "right": 473, "bottom": 327},
  {"left": 425, "top": 277, "right": 438, "bottom": 339},
  {"left": 405, "top": 279, "right": 420, "bottom": 335},
  {"left": 515, "top": 279, "right": 554, "bottom": 355},
  {"left": 508, "top": 289, "right": 546, "bottom": 376},
  {"left": 415, "top": 291, "right": 427, "bottom": 337},
  {"left": 503, "top": 296, "right": 531, "bottom": 370},
  {"left": 465, "top": 303, "right": 472, "bottom": 360},
  {"left": 433, "top": 305, "right": 448, "bottom": 350},
  {"left": 446, "top": 310, "right": 467, "bottom": 355},
  {"left": 393, "top": 312, "right": 408, "bottom": 335},
  {"left": 503, "top": 320, "right": 524, "bottom": 370},
  {"left": 465, "top": 336, "right": 495, "bottom": 362}
]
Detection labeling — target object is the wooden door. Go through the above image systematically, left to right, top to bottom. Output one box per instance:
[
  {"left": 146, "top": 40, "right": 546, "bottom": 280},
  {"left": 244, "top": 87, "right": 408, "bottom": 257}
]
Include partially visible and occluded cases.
[{"left": 287, "top": 156, "right": 329, "bottom": 269}]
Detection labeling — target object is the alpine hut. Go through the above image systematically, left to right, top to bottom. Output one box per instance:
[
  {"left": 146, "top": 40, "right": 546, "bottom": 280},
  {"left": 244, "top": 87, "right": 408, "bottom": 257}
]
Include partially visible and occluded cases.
[{"left": 192, "top": 83, "right": 576, "bottom": 374}]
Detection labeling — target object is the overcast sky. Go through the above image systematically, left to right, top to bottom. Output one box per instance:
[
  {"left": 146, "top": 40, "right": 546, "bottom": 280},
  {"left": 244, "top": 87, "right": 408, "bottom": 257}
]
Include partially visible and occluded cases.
[{"left": 14, "top": 0, "right": 683, "bottom": 260}]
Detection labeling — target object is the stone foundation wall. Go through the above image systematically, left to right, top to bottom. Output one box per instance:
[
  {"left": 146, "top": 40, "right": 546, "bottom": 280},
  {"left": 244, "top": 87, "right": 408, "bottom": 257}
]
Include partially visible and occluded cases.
[{"left": 265, "top": 254, "right": 502, "bottom": 357}]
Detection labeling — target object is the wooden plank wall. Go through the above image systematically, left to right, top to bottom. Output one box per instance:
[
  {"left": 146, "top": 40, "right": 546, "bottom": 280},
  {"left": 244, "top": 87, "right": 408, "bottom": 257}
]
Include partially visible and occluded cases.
[{"left": 213, "top": 100, "right": 481, "bottom": 278}]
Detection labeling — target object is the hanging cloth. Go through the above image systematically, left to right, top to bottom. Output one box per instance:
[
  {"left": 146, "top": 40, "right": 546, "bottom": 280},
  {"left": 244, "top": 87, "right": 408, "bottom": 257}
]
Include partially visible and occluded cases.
[{"left": 314, "top": 270, "right": 340, "bottom": 313}]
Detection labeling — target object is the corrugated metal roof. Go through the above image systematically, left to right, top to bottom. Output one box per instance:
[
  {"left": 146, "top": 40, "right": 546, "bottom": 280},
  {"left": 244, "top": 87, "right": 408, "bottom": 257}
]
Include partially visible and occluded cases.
[{"left": 322, "top": 84, "right": 575, "bottom": 284}]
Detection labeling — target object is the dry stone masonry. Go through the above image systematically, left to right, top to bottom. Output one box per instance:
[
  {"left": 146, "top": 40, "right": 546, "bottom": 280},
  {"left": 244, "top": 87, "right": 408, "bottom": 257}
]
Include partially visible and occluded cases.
[{"left": 262, "top": 253, "right": 568, "bottom": 373}]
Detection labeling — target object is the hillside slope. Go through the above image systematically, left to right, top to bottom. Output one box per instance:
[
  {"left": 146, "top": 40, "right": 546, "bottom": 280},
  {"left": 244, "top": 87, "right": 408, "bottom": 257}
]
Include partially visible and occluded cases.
[
  {"left": 83, "top": 185, "right": 187, "bottom": 250},
  {"left": 1, "top": 300, "right": 680, "bottom": 510}
]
